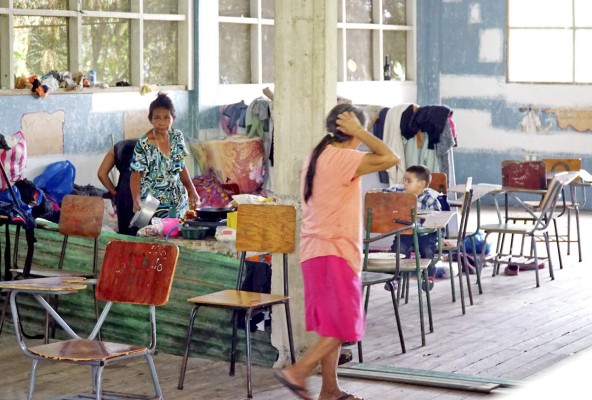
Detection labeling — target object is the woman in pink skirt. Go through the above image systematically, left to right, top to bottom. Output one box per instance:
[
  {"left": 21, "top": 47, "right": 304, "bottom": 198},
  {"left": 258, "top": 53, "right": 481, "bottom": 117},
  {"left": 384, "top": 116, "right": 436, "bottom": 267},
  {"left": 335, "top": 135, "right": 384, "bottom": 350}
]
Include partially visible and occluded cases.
[{"left": 275, "top": 104, "right": 399, "bottom": 400}]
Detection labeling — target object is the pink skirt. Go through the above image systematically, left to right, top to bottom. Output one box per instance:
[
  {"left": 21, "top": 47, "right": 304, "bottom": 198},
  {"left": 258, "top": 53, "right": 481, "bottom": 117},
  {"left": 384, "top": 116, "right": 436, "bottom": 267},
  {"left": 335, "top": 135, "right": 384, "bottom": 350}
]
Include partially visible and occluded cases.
[{"left": 301, "top": 256, "right": 365, "bottom": 342}]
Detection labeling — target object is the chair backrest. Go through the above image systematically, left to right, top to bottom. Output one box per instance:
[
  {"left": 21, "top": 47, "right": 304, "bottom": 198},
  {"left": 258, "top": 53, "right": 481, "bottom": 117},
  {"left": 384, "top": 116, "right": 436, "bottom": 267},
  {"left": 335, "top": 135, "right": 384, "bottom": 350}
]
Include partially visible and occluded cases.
[
  {"left": 542, "top": 158, "right": 581, "bottom": 173},
  {"left": 501, "top": 160, "right": 547, "bottom": 189},
  {"left": 538, "top": 171, "right": 579, "bottom": 213},
  {"left": 429, "top": 172, "right": 448, "bottom": 194},
  {"left": 365, "top": 191, "right": 416, "bottom": 236},
  {"left": 58, "top": 195, "right": 104, "bottom": 238},
  {"left": 235, "top": 204, "right": 296, "bottom": 295},
  {"left": 236, "top": 204, "right": 296, "bottom": 254},
  {"left": 95, "top": 240, "right": 179, "bottom": 306}
]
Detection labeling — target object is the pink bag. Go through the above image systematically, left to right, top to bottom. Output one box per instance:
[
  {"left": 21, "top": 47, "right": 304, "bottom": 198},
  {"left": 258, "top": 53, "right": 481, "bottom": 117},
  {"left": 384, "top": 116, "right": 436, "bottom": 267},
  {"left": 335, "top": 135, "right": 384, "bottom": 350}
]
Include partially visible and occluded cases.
[{"left": 0, "top": 131, "right": 27, "bottom": 190}]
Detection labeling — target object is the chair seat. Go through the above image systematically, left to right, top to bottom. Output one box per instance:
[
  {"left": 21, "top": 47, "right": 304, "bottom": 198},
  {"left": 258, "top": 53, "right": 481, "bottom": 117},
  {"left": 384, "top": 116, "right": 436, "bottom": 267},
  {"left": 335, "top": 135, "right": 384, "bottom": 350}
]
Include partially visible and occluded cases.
[
  {"left": 506, "top": 211, "right": 540, "bottom": 221},
  {"left": 481, "top": 223, "right": 538, "bottom": 234},
  {"left": 367, "top": 257, "right": 431, "bottom": 272},
  {"left": 10, "top": 267, "right": 95, "bottom": 278},
  {"left": 362, "top": 271, "right": 395, "bottom": 286},
  {"left": 187, "top": 289, "right": 288, "bottom": 308},
  {"left": 29, "top": 339, "right": 147, "bottom": 362}
]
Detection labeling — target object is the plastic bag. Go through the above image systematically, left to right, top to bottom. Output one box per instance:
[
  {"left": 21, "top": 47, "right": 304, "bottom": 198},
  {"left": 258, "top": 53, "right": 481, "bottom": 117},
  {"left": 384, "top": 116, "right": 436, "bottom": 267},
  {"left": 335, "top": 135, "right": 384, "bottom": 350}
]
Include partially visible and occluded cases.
[
  {"left": 0, "top": 131, "right": 27, "bottom": 190},
  {"left": 33, "top": 160, "right": 76, "bottom": 205},
  {"left": 464, "top": 230, "right": 492, "bottom": 255}
]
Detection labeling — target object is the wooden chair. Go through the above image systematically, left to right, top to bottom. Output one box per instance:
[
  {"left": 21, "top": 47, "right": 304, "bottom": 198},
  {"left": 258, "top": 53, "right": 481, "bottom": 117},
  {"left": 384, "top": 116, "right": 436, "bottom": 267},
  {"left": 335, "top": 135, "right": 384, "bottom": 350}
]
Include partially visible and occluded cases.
[
  {"left": 506, "top": 158, "right": 582, "bottom": 269},
  {"left": 541, "top": 158, "right": 582, "bottom": 262},
  {"left": 429, "top": 172, "right": 448, "bottom": 194},
  {"left": 481, "top": 172, "right": 579, "bottom": 287},
  {"left": 440, "top": 177, "right": 475, "bottom": 314},
  {"left": 363, "top": 191, "right": 433, "bottom": 347},
  {"left": 0, "top": 194, "right": 104, "bottom": 341},
  {"left": 356, "top": 194, "right": 409, "bottom": 362},
  {"left": 178, "top": 204, "right": 297, "bottom": 399},
  {"left": 4, "top": 240, "right": 179, "bottom": 399}
]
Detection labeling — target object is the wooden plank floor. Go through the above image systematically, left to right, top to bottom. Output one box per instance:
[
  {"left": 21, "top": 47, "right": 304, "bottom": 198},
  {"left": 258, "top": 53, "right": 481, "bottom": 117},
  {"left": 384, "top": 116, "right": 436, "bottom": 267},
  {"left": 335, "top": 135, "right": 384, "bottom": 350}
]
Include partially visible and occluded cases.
[{"left": 1, "top": 206, "right": 592, "bottom": 399}]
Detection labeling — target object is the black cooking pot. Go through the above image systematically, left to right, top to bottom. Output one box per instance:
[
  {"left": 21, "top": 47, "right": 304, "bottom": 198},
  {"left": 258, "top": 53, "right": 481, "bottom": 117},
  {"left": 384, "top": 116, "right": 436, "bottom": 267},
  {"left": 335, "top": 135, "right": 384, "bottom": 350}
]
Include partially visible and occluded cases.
[{"left": 196, "top": 206, "right": 235, "bottom": 221}]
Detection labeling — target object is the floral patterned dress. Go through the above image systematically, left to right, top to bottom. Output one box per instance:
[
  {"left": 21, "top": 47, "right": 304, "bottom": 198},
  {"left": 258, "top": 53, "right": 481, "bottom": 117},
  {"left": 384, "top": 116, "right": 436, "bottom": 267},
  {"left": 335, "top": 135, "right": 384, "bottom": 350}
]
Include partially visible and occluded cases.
[{"left": 130, "top": 129, "right": 189, "bottom": 218}]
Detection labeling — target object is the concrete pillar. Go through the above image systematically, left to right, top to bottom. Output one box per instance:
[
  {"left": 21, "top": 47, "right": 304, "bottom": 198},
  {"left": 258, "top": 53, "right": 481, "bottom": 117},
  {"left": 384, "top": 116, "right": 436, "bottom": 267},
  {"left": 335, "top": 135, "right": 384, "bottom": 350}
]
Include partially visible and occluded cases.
[{"left": 271, "top": 0, "right": 337, "bottom": 366}]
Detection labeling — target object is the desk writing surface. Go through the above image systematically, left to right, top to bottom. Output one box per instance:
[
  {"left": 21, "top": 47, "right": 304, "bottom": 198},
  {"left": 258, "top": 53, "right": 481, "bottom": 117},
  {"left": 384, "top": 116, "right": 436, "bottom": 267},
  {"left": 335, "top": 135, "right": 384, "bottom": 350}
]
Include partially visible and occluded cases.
[
  {"left": 576, "top": 169, "right": 592, "bottom": 183},
  {"left": 448, "top": 183, "right": 502, "bottom": 202},
  {"left": 420, "top": 211, "right": 456, "bottom": 229},
  {"left": 0, "top": 276, "right": 87, "bottom": 292}
]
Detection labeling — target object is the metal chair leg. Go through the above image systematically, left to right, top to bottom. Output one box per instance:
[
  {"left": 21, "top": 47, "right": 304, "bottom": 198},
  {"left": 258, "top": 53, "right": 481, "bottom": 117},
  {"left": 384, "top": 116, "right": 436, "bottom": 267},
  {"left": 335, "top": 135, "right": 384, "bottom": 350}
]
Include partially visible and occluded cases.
[
  {"left": 575, "top": 205, "right": 582, "bottom": 262},
  {"left": 553, "top": 219, "right": 563, "bottom": 269},
  {"left": 544, "top": 232, "right": 555, "bottom": 281},
  {"left": 532, "top": 236, "right": 540, "bottom": 288},
  {"left": 457, "top": 250, "right": 466, "bottom": 315},
  {"left": 448, "top": 253, "right": 456, "bottom": 303},
  {"left": 423, "top": 270, "right": 433, "bottom": 333},
  {"left": 416, "top": 275, "right": 426, "bottom": 346},
  {"left": 387, "top": 281, "right": 405, "bottom": 353},
  {"left": 284, "top": 302, "right": 296, "bottom": 364},
  {"left": 177, "top": 305, "right": 199, "bottom": 390},
  {"left": 229, "top": 309, "right": 239, "bottom": 376},
  {"left": 245, "top": 309, "right": 254, "bottom": 399},
  {"left": 357, "top": 340, "right": 364, "bottom": 363},
  {"left": 146, "top": 353, "right": 164, "bottom": 399},
  {"left": 28, "top": 359, "right": 39, "bottom": 400},
  {"left": 94, "top": 365, "right": 105, "bottom": 400}
]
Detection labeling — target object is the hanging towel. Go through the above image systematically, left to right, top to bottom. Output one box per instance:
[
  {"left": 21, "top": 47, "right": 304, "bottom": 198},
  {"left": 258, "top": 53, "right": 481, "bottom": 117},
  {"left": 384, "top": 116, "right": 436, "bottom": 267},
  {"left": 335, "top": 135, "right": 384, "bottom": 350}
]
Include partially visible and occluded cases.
[{"left": 382, "top": 104, "right": 411, "bottom": 185}]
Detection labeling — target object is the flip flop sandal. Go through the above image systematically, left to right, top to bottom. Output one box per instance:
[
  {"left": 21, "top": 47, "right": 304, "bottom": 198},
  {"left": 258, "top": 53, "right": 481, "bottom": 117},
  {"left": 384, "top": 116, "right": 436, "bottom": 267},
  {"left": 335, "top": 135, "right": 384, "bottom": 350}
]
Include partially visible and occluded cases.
[
  {"left": 505, "top": 264, "right": 519, "bottom": 276},
  {"left": 274, "top": 370, "right": 312, "bottom": 400},
  {"left": 337, "top": 393, "right": 364, "bottom": 400}
]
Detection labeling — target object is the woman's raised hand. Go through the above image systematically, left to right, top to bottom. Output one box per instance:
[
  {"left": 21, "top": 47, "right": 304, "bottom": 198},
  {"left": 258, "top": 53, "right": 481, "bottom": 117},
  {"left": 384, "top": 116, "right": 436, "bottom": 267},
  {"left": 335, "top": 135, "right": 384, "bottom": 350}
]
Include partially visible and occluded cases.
[{"left": 336, "top": 111, "right": 366, "bottom": 138}]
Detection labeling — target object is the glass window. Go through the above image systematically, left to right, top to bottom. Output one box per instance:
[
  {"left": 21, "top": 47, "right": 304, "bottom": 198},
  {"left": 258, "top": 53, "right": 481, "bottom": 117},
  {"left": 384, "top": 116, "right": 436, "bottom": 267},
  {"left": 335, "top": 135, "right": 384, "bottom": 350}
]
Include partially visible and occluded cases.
[
  {"left": 14, "top": 0, "right": 67, "bottom": 10},
  {"left": 84, "top": 0, "right": 130, "bottom": 12},
  {"left": 144, "top": 0, "right": 177, "bottom": 14},
  {"left": 218, "top": 0, "right": 275, "bottom": 84},
  {"left": 219, "top": 0, "right": 251, "bottom": 17},
  {"left": 261, "top": 0, "right": 275, "bottom": 19},
  {"left": 338, "top": 0, "right": 415, "bottom": 81},
  {"left": 346, "top": 0, "right": 373, "bottom": 23},
  {"left": 383, "top": 0, "right": 406, "bottom": 25},
  {"left": 508, "top": 0, "right": 591, "bottom": 84},
  {"left": 2, "top": 1, "right": 191, "bottom": 89},
  {"left": 14, "top": 16, "right": 68, "bottom": 77},
  {"left": 82, "top": 18, "right": 130, "bottom": 86},
  {"left": 144, "top": 21, "right": 178, "bottom": 85},
  {"left": 219, "top": 23, "right": 251, "bottom": 84},
  {"left": 262, "top": 25, "right": 275, "bottom": 83},
  {"left": 346, "top": 30, "right": 373, "bottom": 81},
  {"left": 383, "top": 30, "right": 407, "bottom": 80}
]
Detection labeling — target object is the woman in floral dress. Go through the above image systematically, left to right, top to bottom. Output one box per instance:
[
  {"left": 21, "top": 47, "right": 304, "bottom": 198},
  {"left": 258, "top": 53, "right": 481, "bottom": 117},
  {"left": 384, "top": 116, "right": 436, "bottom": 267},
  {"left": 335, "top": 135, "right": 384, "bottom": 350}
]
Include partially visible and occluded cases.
[{"left": 130, "top": 92, "right": 200, "bottom": 219}]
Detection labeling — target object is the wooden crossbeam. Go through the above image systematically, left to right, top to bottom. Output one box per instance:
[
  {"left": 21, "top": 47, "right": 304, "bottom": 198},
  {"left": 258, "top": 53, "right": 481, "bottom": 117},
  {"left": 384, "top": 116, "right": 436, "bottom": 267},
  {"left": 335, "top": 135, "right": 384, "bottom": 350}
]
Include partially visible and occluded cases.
[{"left": 338, "top": 364, "right": 521, "bottom": 393}]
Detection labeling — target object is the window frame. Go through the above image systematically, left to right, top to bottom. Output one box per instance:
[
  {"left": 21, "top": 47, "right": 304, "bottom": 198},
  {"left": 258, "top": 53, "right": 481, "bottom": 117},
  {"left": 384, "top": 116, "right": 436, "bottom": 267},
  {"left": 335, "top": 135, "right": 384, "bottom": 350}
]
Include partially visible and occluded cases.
[
  {"left": 0, "top": 0, "right": 193, "bottom": 91},
  {"left": 337, "top": 0, "right": 417, "bottom": 82},
  {"left": 507, "top": 0, "right": 592, "bottom": 84},
  {"left": 217, "top": 1, "right": 274, "bottom": 85}
]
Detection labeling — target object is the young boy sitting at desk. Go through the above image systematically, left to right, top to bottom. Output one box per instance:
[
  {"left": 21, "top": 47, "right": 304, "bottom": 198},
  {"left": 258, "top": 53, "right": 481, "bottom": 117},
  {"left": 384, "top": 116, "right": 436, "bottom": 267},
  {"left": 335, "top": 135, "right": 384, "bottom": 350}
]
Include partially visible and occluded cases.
[{"left": 384, "top": 165, "right": 441, "bottom": 291}]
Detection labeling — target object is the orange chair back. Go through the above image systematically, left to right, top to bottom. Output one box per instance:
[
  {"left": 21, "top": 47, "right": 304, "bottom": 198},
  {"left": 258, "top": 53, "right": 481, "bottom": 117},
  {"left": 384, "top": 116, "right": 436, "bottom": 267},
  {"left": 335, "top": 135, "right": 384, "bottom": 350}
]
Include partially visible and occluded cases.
[
  {"left": 429, "top": 172, "right": 448, "bottom": 194},
  {"left": 364, "top": 191, "right": 416, "bottom": 235},
  {"left": 58, "top": 195, "right": 104, "bottom": 238},
  {"left": 95, "top": 241, "right": 179, "bottom": 306}
]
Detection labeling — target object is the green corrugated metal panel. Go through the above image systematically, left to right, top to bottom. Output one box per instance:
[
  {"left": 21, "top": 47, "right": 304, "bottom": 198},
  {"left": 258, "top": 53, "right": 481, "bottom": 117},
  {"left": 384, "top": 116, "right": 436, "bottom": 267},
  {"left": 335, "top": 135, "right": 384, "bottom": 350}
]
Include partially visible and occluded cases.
[{"left": 5, "top": 226, "right": 278, "bottom": 367}]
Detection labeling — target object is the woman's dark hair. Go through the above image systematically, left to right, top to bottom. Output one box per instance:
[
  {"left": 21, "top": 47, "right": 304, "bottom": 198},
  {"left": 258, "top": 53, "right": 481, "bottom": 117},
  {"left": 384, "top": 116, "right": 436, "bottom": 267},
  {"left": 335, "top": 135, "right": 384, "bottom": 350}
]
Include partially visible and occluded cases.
[
  {"left": 148, "top": 92, "right": 176, "bottom": 120},
  {"left": 303, "top": 104, "right": 367, "bottom": 203}
]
